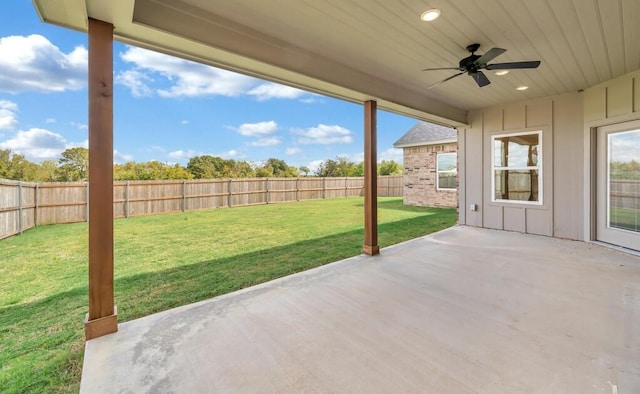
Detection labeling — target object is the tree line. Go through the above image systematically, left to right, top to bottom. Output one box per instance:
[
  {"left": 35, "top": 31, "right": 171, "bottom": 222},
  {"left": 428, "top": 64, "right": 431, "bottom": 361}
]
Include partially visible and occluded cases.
[{"left": 0, "top": 148, "right": 403, "bottom": 182}]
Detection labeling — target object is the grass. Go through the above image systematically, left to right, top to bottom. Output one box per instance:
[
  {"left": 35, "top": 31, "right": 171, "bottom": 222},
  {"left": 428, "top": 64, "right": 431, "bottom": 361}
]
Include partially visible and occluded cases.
[{"left": 0, "top": 197, "right": 456, "bottom": 393}]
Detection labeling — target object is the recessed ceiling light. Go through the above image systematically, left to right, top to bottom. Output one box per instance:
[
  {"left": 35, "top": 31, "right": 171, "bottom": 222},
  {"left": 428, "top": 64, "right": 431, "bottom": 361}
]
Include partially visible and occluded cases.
[
  {"left": 420, "top": 9, "right": 441, "bottom": 22},
  {"left": 495, "top": 70, "right": 509, "bottom": 76},
  {"left": 516, "top": 85, "right": 529, "bottom": 91}
]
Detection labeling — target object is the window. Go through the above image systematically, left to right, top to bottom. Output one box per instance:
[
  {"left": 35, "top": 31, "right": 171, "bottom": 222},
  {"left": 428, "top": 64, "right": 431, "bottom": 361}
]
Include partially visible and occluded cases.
[
  {"left": 491, "top": 131, "right": 542, "bottom": 204},
  {"left": 436, "top": 153, "right": 457, "bottom": 190}
]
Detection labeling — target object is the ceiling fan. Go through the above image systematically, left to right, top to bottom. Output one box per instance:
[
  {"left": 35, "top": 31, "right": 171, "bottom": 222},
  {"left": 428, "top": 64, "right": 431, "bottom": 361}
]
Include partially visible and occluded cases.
[{"left": 423, "top": 43, "right": 541, "bottom": 88}]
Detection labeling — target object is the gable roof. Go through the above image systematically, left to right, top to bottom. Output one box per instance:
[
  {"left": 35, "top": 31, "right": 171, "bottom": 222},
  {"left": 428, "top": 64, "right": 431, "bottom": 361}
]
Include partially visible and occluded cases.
[{"left": 393, "top": 122, "right": 457, "bottom": 149}]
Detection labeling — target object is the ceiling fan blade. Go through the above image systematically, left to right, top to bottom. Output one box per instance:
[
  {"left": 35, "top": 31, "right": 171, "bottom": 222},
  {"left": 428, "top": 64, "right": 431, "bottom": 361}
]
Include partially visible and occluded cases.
[
  {"left": 475, "top": 47, "right": 506, "bottom": 66},
  {"left": 486, "top": 61, "right": 541, "bottom": 70},
  {"left": 422, "top": 67, "right": 463, "bottom": 71},
  {"left": 427, "top": 71, "right": 465, "bottom": 89},
  {"left": 472, "top": 71, "right": 491, "bottom": 87}
]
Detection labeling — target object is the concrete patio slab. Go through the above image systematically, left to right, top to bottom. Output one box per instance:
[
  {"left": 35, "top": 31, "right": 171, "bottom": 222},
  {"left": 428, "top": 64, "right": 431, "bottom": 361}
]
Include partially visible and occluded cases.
[{"left": 80, "top": 226, "right": 640, "bottom": 393}]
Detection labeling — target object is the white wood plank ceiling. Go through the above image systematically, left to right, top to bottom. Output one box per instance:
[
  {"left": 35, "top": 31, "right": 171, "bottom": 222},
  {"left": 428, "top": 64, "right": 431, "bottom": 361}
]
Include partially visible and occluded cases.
[{"left": 34, "top": 0, "right": 640, "bottom": 126}]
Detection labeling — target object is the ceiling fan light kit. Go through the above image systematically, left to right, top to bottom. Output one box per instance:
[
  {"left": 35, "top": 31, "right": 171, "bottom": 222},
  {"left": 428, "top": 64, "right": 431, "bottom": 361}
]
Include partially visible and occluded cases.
[{"left": 423, "top": 43, "right": 541, "bottom": 88}]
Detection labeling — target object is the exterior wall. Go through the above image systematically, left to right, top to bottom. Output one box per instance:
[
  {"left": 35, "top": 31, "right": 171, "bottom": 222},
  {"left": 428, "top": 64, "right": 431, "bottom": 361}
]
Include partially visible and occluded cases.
[
  {"left": 582, "top": 69, "right": 640, "bottom": 241},
  {"left": 459, "top": 92, "right": 585, "bottom": 239},
  {"left": 402, "top": 142, "right": 457, "bottom": 208}
]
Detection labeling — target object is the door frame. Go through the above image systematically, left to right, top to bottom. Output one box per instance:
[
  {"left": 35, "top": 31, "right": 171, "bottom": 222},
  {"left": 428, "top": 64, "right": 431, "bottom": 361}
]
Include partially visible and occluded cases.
[{"left": 595, "top": 119, "right": 640, "bottom": 251}]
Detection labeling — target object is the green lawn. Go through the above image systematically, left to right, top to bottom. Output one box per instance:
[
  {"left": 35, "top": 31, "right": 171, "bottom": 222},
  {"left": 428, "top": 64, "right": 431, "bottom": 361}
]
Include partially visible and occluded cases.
[{"left": 0, "top": 197, "right": 456, "bottom": 393}]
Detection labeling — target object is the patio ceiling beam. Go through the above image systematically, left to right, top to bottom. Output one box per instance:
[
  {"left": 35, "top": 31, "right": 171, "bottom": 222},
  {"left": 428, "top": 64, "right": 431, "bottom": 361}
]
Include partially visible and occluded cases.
[
  {"left": 85, "top": 18, "right": 118, "bottom": 340},
  {"left": 363, "top": 100, "right": 379, "bottom": 256}
]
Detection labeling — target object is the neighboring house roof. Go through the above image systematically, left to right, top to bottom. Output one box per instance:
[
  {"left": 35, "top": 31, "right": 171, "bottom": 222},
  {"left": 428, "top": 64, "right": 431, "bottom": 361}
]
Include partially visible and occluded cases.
[{"left": 393, "top": 122, "right": 457, "bottom": 148}]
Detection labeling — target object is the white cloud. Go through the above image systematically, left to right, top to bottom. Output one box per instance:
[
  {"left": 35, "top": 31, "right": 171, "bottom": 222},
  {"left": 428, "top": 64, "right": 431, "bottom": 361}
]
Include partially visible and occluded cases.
[
  {"left": 0, "top": 34, "right": 87, "bottom": 93},
  {"left": 118, "top": 47, "right": 311, "bottom": 101},
  {"left": 119, "top": 47, "right": 255, "bottom": 98},
  {"left": 115, "top": 69, "right": 153, "bottom": 98},
  {"left": 248, "top": 83, "right": 305, "bottom": 101},
  {"left": 300, "top": 95, "right": 324, "bottom": 104},
  {"left": 0, "top": 100, "right": 18, "bottom": 130},
  {"left": 45, "top": 118, "right": 56, "bottom": 124},
  {"left": 180, "top": 120, "right": 189, "bottom": 125},
  {"left": 70, "top": 121, "right": 87, "bottom": 130},
  {"left": 235, "top": 121, "right": 278, "bottom": 137},
  {"left": 293, "top": 124, "right": 354, "bottom": 145},
  {"left": 0, "top": 128, "right": 85, "bottom": 161},
  {"left": 611, "top": 131, "right": 640, "bottom": 162},
  {"left": 250, "top": 137, "right": 281, "bottom": 147},
  {"left": 148, "top": 145, "right": 165, "bottom": 153},
  {"left": 286, "top": 147, "right": 301, "bottom": 155},
  {"left": 380, "top": 148, "right": 403, "bottom": 163},
  {"left": 168, "top": 149, "right": 203, "bottom": 160},
  {"left": 218, "top": 149, "right": 243, "bottom": 159},
  {"left": 113, "top": 150, "right": 133, "bottom": 164},
  {"left": 342, "top": 152, "right": 364, "bottom": 163},
  {"left": 307, "top": 159, "right": 325, "bottom": 174}
]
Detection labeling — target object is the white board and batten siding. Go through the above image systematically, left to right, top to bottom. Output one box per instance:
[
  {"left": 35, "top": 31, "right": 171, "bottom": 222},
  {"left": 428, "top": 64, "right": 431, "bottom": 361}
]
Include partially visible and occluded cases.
[
  {"left": 460, "top": 69, "right": 640, "bottom": 242},
  {"left": 459, "top": 92, "right": 585, "bottom": 240}
]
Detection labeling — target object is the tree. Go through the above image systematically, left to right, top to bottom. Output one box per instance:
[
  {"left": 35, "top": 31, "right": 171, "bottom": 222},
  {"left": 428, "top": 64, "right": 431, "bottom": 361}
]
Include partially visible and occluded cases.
[
  {"left": 57, "top": 147, "right": 88, "bottom": 181},
  {"left": 0, "top": 149, "right": 42, "bottom": 181},
  {"left": 187, "top": 155, "right": 232, "bottom": 179},
  {"left": 314, "top": 157, "right": 359, "bottom": 177},
  {"left": 256, "top": 158, "right": 299, "bottom": 177},
  {"left": 33, "top": 160, "right": 58, "bottom": 182},
  {"left": 229, "top": 160, "right": 255, "bottom": 178},
  {"left": 378, "top": 160, "right": 403, "bottom": 175},
  {"left": 114, "top": 161, "right": 193, "bottom": 180},
  {"left": 349, "top": 162, "right": 364, "bottom": 177},
  {"left": 299, "top": 166, "right": 310, "bottom": 176}
]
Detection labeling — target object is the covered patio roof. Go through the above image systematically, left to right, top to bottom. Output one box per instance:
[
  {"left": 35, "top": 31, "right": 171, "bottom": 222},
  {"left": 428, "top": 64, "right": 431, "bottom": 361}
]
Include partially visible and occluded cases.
[
  {"left": 33, "top": 0, "right": 640, "bottom": 127},
  {"left": 80, "top": 226, "right": 640, "bottom": 392}
]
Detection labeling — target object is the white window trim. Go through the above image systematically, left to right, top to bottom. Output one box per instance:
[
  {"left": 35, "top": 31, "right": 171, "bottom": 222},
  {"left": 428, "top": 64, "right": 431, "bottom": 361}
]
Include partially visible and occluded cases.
[
  {"left": 491, "top": 130, "right": 543, "bottom": 205},
  {"left": 436, "top": 152, "right": 457, "bottom": 191}
]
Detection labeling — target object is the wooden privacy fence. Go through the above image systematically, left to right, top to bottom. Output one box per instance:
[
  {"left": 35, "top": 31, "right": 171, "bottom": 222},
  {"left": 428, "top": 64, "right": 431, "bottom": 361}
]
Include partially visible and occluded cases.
[{"left": 0, "top": 176, "right": 402, "bottom": 240}]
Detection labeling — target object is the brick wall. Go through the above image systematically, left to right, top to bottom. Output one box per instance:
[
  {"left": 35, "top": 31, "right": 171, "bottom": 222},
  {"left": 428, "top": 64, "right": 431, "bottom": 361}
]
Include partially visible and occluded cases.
[{"left": 402, "top": 142, "right": 458, "bottom": 208}]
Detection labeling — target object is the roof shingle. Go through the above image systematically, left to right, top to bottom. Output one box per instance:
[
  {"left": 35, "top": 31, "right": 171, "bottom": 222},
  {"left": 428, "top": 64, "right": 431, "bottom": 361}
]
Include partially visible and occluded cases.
[{"left": 393, "top": 122, "right": 457, "bottom": 148}]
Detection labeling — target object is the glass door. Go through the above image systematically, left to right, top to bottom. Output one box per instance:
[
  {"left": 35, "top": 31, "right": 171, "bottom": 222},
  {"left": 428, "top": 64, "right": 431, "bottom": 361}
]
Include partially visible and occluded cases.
[{"left": 597, "top": 121, "right": 640, "bottom": 251}]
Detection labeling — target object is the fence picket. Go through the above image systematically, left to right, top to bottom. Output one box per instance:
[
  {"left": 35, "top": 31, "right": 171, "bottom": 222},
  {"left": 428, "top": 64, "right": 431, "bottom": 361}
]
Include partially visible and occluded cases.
[{"left": 0, "top": 176, "right": 403, "bottom": 239}]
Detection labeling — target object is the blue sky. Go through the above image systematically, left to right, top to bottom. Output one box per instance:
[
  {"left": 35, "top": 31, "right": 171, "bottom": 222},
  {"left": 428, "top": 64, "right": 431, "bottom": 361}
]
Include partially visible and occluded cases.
[{"left": 0, "top": 1, "right": 416, "bottom": 172}]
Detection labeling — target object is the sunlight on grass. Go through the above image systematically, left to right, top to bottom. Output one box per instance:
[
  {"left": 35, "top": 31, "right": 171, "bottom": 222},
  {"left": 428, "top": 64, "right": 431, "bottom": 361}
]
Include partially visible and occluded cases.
[{"left": 0, "top": 197, "right": 456, "bottom": 393}]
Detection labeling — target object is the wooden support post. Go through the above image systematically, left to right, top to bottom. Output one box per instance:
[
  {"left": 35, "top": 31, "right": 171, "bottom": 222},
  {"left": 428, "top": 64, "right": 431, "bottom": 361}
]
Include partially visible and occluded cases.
[
  {"left": 85, "top": 18, "right": 117, "bottom": 340},
  {"left": 363, "top": 100, "right": 379, "bottom": 256},
  {"left": 228, "top": 179, "right": 233, "bottom": 207}
]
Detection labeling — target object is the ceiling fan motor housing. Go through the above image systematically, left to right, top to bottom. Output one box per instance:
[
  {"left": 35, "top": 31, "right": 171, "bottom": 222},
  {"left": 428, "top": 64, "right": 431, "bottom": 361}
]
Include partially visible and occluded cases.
[{"left": 460, "top": 55, "right": 481, "bottom": 72}]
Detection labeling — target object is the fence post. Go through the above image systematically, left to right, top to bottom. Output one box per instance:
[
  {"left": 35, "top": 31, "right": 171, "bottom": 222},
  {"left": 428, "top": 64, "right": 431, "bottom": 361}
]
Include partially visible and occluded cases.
[
  {"left": 296, "top": 177, "right": 300, "bottom": 201},
  {"left": 323, "top": 177, "right": 326, "bottom": 199},
  {"left": 345, "top": 177, "right": 348, "bottom": 198},
  {"left": 266, "top": 178, "right": 270, "bottom": 204},
  {"left": 228, "top": 179, "right": 233, "bottom": 207},
  {"left": 182, "top": 180, "right": 186, "bottom": 212},
  {"left": 18, "top": 181, "right": 23, "bottom": 234},
  {"left": 125, "top": 181, "right": 130, "bottom": 218},
  {"left": 85, "top": 182, "right": 89, "bottom": 222},
  {"left": 34, "top": 183, "right": 39, "bottom": 226}
]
